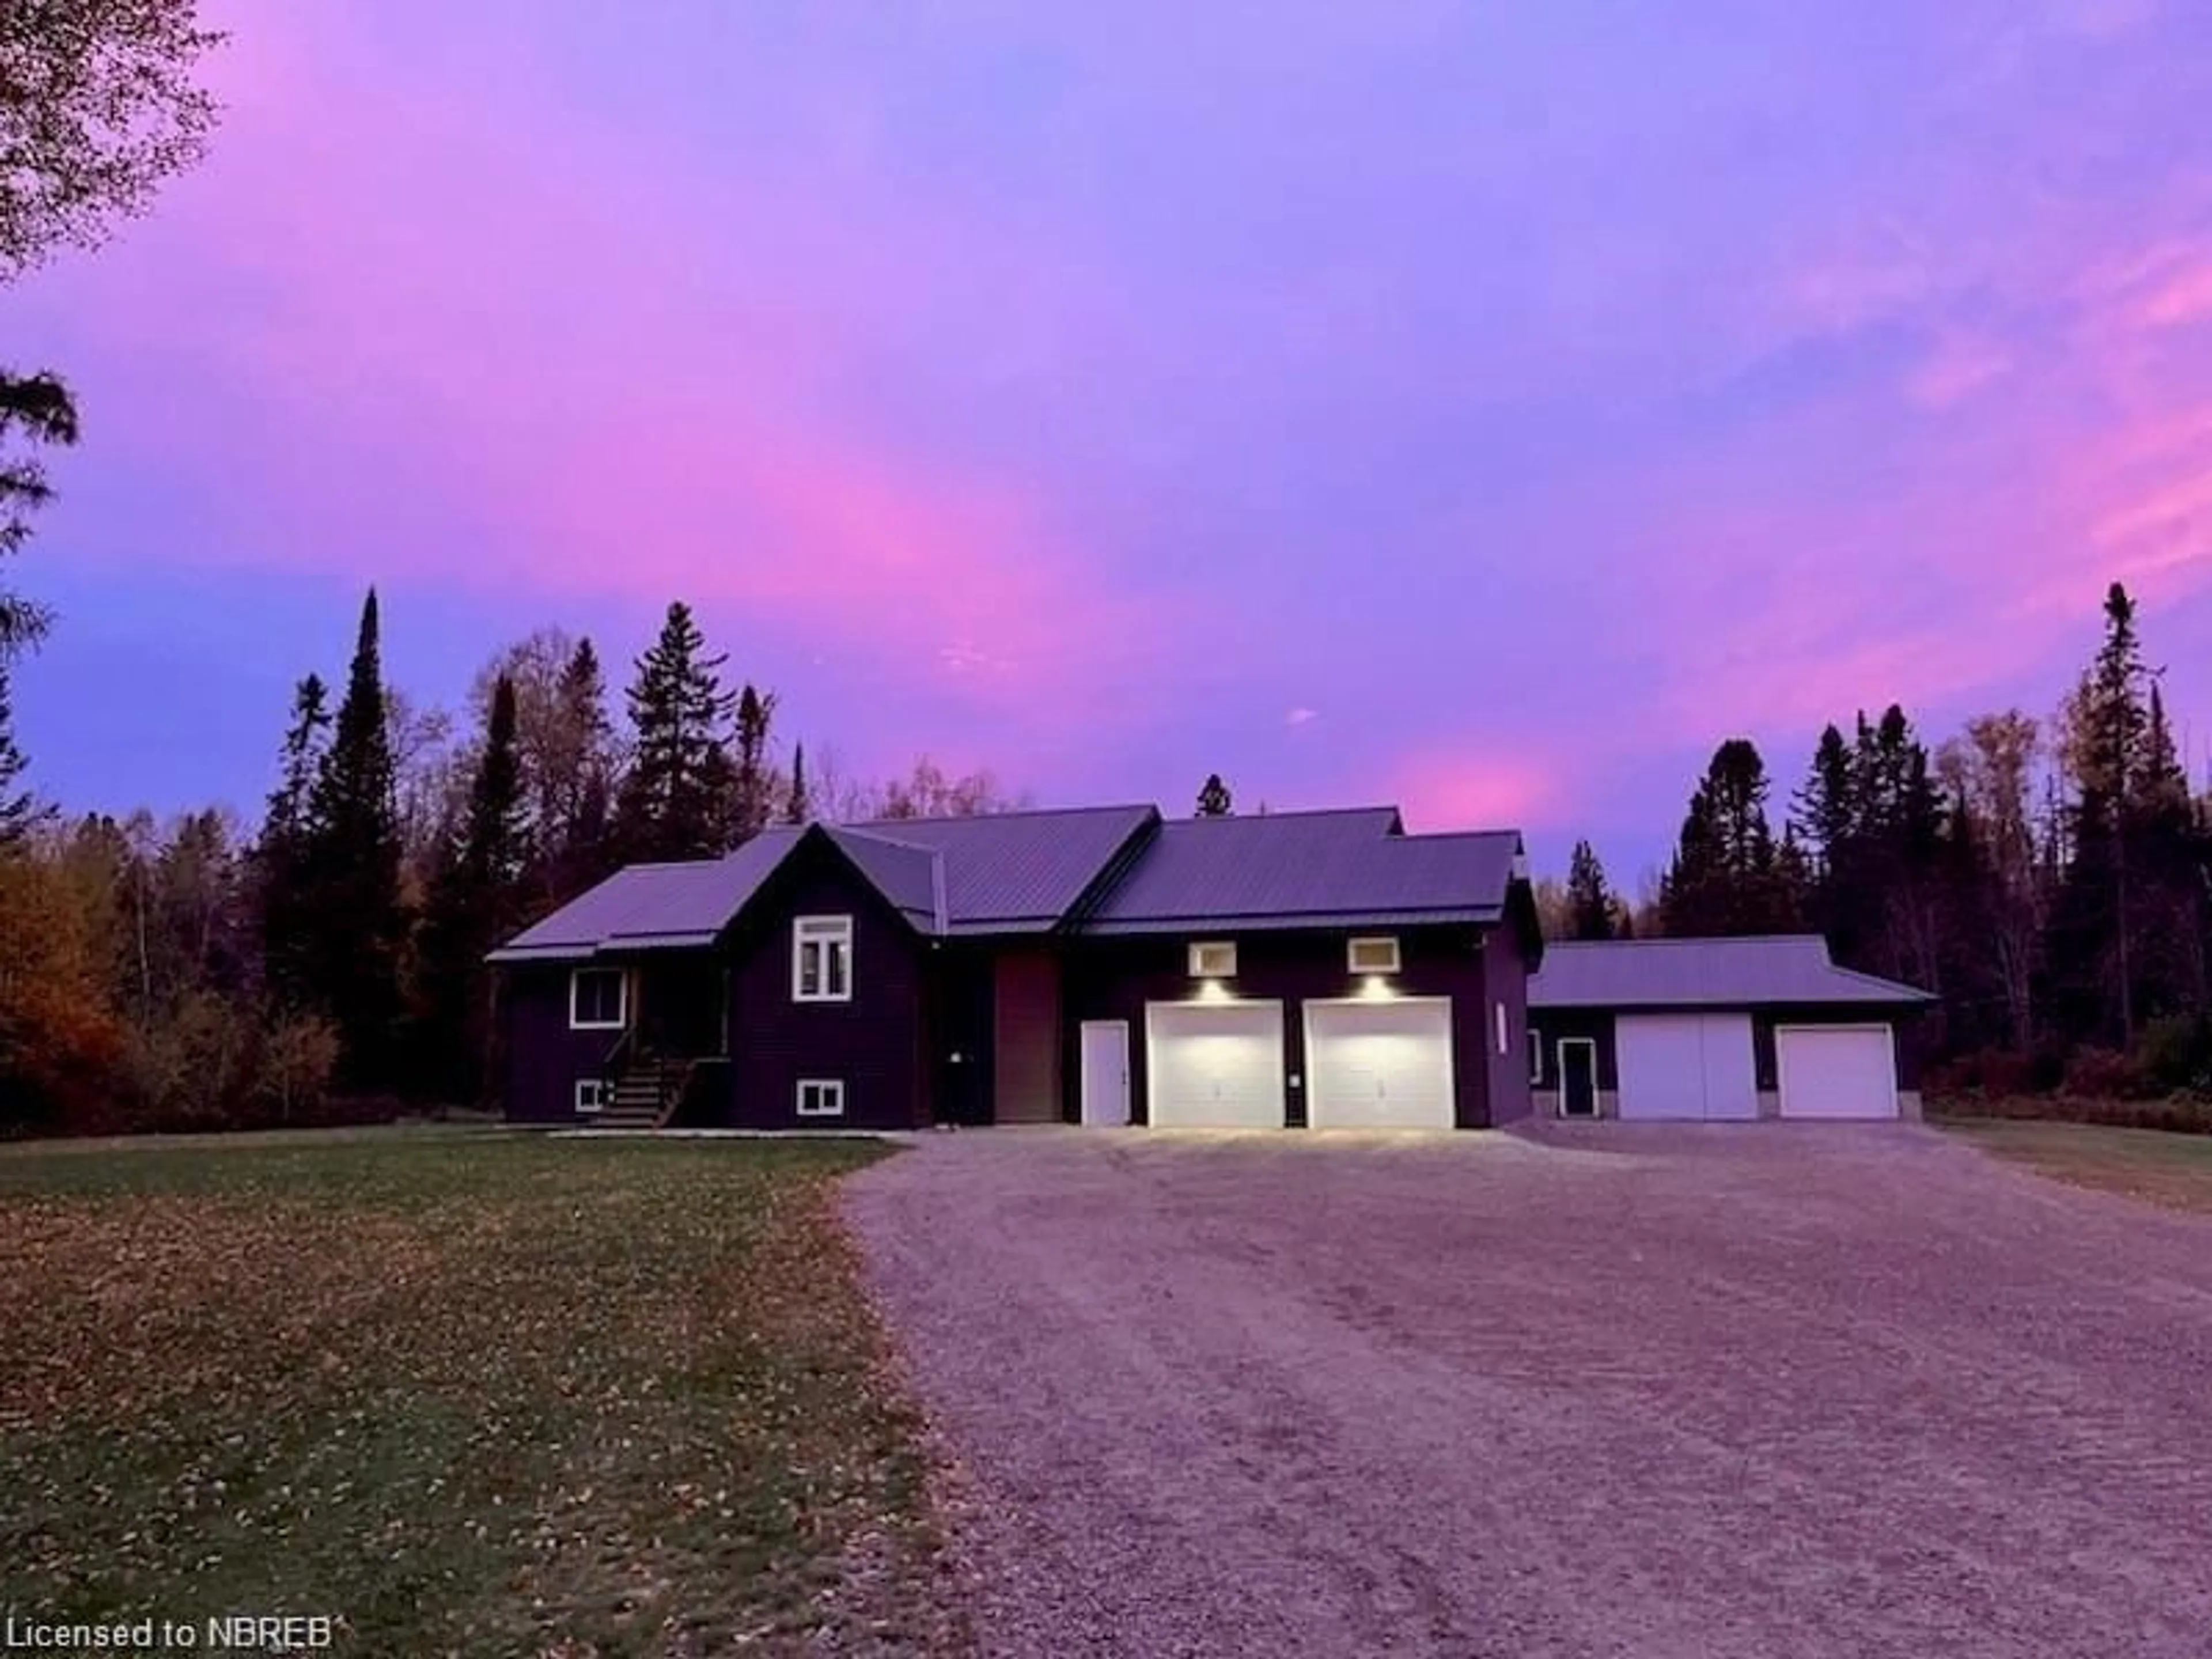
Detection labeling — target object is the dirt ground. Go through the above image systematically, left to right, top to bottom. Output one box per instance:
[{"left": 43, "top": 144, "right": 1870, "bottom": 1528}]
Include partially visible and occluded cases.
[{"left": 845, "top": 1123, "right": 2212, "bottom": 1659}]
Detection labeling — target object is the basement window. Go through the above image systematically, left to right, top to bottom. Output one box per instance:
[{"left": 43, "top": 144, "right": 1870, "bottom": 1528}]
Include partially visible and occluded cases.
[
  {"left": 793, "top": 916, "right": 854, "bottom": 1002},
  {"left": 1347, "top": 936, "right": 1401, "bottom": 975},
  {"left": 1188, "top": 941, "right": 1237, "bottom": 979},
  {"left": 570, "top": 968, "right": 627, "bottom": 1030},
  {"left": 1528, "top": 1027, "right": 1543, "bottom": 1085},
  {"left": 575, "top": 1078, "right": 611, "bottom": 1114},
  {"left": 797, "top": 1078, "right": 846, "bottom": 1119}
]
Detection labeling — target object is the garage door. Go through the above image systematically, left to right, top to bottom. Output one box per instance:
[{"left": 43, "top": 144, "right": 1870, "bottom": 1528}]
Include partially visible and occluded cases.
[
  {"left": 1305, "top": 999, "right": 1455, "bottom": 1130},
  {"left": 1146, "top": 1001, "right": 1285, "bottom": 1128},
  {"left": 1616, "top": 1013, "right": 1757, "bottom": 1121},
  {"left": 1777, "top": 1025, "right": 1897, "bottom": 1119}
]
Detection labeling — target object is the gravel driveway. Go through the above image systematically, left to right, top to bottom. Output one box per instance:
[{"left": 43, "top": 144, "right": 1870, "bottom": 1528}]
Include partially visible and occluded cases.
[{"left": 844, "top": 1124, "right": 2212, "bottom": 1658}]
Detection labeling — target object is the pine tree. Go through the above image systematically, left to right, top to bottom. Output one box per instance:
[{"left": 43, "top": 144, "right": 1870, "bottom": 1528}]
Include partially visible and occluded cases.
[
  {"left": 301, "top": 590, "right": 407, "bottom": 1085},
  {"left": 615, "top": 602, "right": 737, "bottom": 862},
  {"left": 544, "top": 638, "right": 615, "bottom": 902},
  {"left": 0, "top": 658, "right": 41, "bottom": 847},
  {"left": 255, "top": 673, "right": 331, "bottom": 1005},
  {"left": 420, "top": 673, "right": 528, "bottom": 1100},
  {"left": 730, "top": 683, "right": 779, "bottom": 840},
  {"left": 1659, "top": 739, "right": 1797, "bottom": 935},
  {"left": 784, "top": 741, "right": 810, "bottom": 825},
  {"left": 1195, "top": 773, "right": 1233, "bottom": 817},
  {"left": 1565, "top": 839, "right": 1618, "bottom": 940}
]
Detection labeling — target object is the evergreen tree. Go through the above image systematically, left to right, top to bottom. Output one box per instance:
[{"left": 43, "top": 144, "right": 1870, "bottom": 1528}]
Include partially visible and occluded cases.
[
  {"left": 301, "top": 591, "right": 407, "bottom": 1085},
  {"left": 614, "top": 602, "right": 737, "bottom": 862},
  {"left": 546, "top": 637, "right": 616, "bottom": 902},
  {"left": 0, "top": 658, "right": 40, "bottom": 847},
  {"left": 254, "top": 673, "right": 330, "bottom": 1005},
  {"left": 419, "top": 673, "right": 528, "bottom": 1100},
  {"left": 730, "top": 683, "right": 779, "bottom": 840},
  {"left": 1658, "top": 739, "right": 1798, "bottom": 935},
  {"left": 784, "top": 741, "right": 810, "bottom": 825},
  {"left": 1196, "top": 773, "right": 1233, "bottom": 817},
  {"left": 1565, "top": 839, "right": 1619, "bottom": 940}
]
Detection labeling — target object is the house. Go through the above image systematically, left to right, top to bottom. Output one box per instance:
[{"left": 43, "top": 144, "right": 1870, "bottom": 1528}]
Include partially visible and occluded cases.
[
  {"left": 487, "top": 804, "right": 1543, "bottom": 1131},
  {"left": 1526, "top": 937, "right": 1934, "bottom": 1122}
]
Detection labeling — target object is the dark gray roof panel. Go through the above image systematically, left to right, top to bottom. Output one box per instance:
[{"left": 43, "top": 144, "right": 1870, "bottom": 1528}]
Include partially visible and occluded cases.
[
  {"left": 844, "top": 804, "right": 1158, "bottom": 928},
  {"left": 1085, "top": 811, "right": 1518, "bottom": 929},
  {"left": 828, "top": 828, "right": 944, "bottom": 931},
  {"left": 488, "top": 832, "right": 802, "bottom": 961},
  {"left": 1528, "top": 937, "right": 1935, "bottom": 1008}
]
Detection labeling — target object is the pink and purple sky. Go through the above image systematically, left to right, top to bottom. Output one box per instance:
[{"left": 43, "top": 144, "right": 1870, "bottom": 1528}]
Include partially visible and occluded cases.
[{"left": 7, "top": 0, "right": 2212, "bottom": 882}]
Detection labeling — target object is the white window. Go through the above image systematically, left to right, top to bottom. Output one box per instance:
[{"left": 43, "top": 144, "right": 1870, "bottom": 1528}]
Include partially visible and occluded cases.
[
  {"left": 793, "top": 916, "right": 853, "bottom": 1002},
  {"left": 1347, "top": 936, "right": 1401, "bottom": 974},
  {"left": 1188, "top": 940, "right": 1237, "bottom": 979},
  {"left": 570, "top": 968, "right": 627, "bottom": 1030},
  {"left": 1495, "top": 1001, "right": 1509, "bottom": 1056},
  {"left": 1528, "top": 1027, "right": 1543, "bottom": 1085},
  {"left": 575, "top": 1078, "right": 612, "bottom": 1113},
  {"left": 797, "top": 1078, "right": 846, "bottom": 1118}
]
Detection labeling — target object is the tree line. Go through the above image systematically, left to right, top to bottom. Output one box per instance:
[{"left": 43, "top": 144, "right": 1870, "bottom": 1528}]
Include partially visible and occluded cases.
[
  {"left": 1542, "top": 583, "right": 2212, "bottom": 1096},
  {"left": 0, "top": 591, "right": 1020, "bottom": 1134}
]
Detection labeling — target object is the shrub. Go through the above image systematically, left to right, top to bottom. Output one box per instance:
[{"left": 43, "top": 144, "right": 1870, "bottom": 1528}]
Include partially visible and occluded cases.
[
  {"left": 2136, "top": 1014, "right": 2212, "bottom": 1094},
  {"left": 2060, "top": 1046, "right": 2155, "bottom": 1102}
]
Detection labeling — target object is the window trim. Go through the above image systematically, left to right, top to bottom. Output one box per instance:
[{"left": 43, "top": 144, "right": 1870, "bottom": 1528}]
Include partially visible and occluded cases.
[
  {"left": 792, "top": 915, "right": 854, "bottom": 1003},
  {"left": 1347, "top": 935, "right": 1401, "bottom": 975},
  {"left": 1188, "top": 940, "right": 1237, "bottom": 979},
  {"left": 569, "top": 967, "right": 628, "bottom": 1031},
  {"left": 575, "top": 1078, "right": 611, "bottom": 1114},
  {"left": 796, "top": 1078, "right": 846, "bottom": 1119}
]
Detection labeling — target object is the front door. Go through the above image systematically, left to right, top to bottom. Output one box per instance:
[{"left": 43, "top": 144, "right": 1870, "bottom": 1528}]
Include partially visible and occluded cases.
[
  {"left": 1080, "top": 1021, "right": 1130, "bottom": 1126},
  {"left": 1558, "top": 1038, "right": 1599, "bottom": 1118}
]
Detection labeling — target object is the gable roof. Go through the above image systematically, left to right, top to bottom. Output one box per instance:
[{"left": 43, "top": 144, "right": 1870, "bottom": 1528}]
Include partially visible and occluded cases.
[
  {"left": 487, "top": 801, "right": 1531, "bottom": 964},
  {"left": 841, "top": 804, "right": 1160, "bottom": 934},
  {"left": 487, "top": 805, "right": 1161, "bottom": 962},
  {"left": 1081, "top": 809, "right": 1524, "bottom": 934},
  {"left": 1528, "top": 936, "right": 1934, "bottom": 1009}
]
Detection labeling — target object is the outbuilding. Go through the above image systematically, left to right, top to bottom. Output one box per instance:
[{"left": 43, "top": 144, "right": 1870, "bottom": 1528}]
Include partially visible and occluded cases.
[{"left": 1526, "top": 937, "right": 1933, "bottom": 1122}]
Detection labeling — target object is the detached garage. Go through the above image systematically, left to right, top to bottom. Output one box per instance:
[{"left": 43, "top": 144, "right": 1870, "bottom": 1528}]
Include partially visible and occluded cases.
[{"left": 1527, "top": 937, "right": 1931, "bottom": 1122}]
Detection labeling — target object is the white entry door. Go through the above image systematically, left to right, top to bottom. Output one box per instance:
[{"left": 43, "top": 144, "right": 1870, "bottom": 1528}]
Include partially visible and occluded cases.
[
  {"left": 1304, "top": 999, "right": 1455, "bottom": 1130},
  {"left": 1146, "top": 1001, "right": 1285, "bottom": 1128},
  {"left": 1616, "top": 1013, "right": 1758, "bottom": 1121},
  {"left": 1080, "top": 1020, "right": 1131, "bottom": 1126},
  {"left": 1777, "top": 1025, "right": 1898, "bottom": 1119}
]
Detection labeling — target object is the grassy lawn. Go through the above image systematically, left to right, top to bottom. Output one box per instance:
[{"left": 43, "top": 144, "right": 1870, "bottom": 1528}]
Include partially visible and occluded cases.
[
  {"left": 1942, "top": 1117, "right": 2212, "bottom": 1215},
  {"left": 0, "top": 1129, "right": 964, "bottom": 1657}
]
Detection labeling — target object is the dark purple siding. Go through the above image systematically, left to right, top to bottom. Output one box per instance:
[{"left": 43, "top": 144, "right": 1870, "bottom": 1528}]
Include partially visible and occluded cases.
[
  {"left": 721, "top": 838, "right": 930, "bottom": 1131},
  {"left": 1478, "top": 921, "right": 1535, "bottom": 1125},
  {"left": 1062, "top": 925, "right": 1503, "bottom": 1128},
  {"left": 500, "top": 964, "right": 623, "bottom": 1124},
  {"left": 1526, "top": 1004, "right": 1925, "bottom": 1096}
]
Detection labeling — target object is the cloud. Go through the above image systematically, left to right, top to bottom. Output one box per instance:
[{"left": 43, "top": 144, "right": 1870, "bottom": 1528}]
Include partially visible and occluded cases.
[
  {"left": 50, "top": 5, "right": 1183, "bottom": 733},
  {"left": 1906, "top": 335, "right": 2015, "bottom": 408},
  {"left": 1284, "top": 706, "right": 1319, "bottom": 726},
  {"left": 1389, "top": 751, "right": 1559, "bottom": 833}
]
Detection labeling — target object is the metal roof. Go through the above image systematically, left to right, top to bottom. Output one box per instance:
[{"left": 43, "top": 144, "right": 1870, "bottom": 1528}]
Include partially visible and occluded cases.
[
  {"left": 488, "top": 802, "right": 1530, "bottom": 964},
  {"left": 843, "top": 804, "right": 1160, "bottom": 930},
  {"left": 1082, "top": 811, "right": 1520, "bottom": 933},
  {"left": 826, "top": 827, "right": 944, "bottom": 932},
  {"left": 487, "top": 831, "right": 805, "bottom": 961},
  {"left": 1528, "top": 936, "right": 1935, "bottom": 1009}
]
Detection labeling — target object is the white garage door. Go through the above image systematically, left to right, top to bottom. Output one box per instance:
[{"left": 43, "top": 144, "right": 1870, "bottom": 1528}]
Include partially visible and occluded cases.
[
  {"left": 1305, "top": 999, "right": 1455, "bottom": 1130},
  {"left": 1146, "top": 1001, "right": 1286, "bottom": 1128},
  {"left": 1616, "top": 1013, "right": 1758, "bottom": 1121},
  {"left": 1777, "top": 1026, "right": 1897, "bottom": 1119}
]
